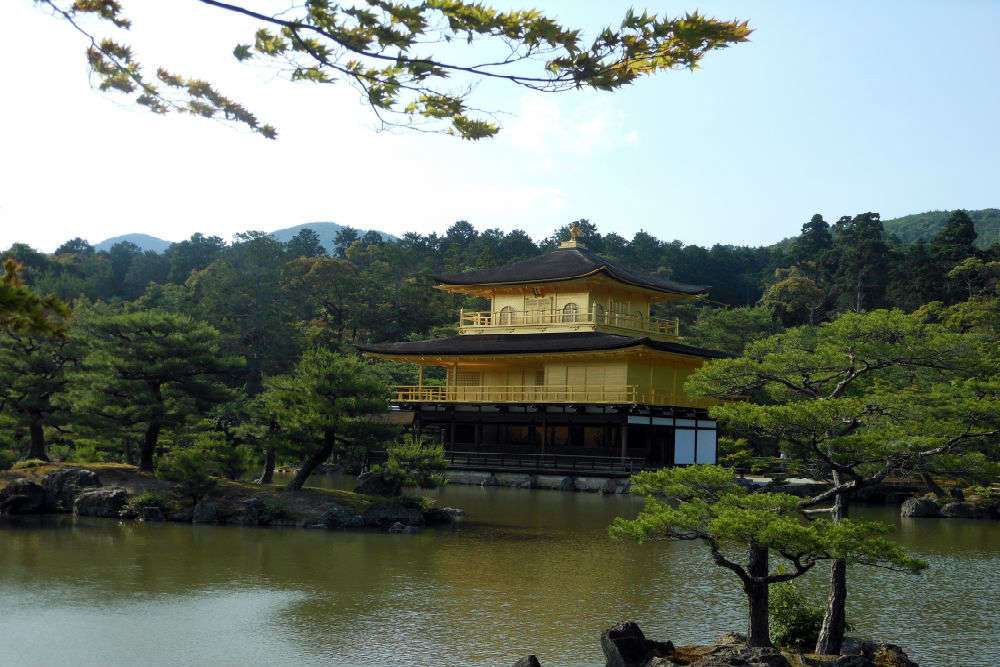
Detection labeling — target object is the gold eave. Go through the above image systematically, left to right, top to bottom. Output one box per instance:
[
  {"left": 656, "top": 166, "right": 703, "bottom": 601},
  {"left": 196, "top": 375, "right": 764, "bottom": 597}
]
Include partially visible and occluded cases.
[
  {"left": 433, "top": 270, "right": 705, "bottom": 302},
  {"left": 362, "top": 345, "right": 707, "bottom": 367}
]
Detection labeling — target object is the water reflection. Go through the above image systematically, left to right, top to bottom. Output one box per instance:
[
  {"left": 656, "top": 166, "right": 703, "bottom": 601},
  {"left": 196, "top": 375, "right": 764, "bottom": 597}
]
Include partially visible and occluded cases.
[{"left": 0, "top": 478, "right": 997, "bottom": 666}]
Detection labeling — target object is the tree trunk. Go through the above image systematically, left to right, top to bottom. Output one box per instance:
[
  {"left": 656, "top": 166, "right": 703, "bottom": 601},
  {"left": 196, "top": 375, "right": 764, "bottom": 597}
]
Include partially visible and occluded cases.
[
  {"left": 27, "top": 417, "right": 49, "bottom": 461},
  {"left": 140, "top": 419, "right": 161, "bottom": 472},
  {"left": 286, "top": 430, "right": 335, "bottom": 492},
  {"left": 257, "top": 447, "right": 276, "bottom": 485},
  {"left": 920, "top": 472, "right": 946, "bottom": 498},
  {"left": 816, "top": 476, "right": 850, "bottom": 655},
  {"left": 744, "top": 543, "right": 772, "bottom": 647}
]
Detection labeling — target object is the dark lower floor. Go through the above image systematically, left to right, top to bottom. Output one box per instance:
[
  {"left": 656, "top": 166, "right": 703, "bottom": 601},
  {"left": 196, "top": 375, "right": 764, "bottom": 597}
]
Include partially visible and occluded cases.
[{"left": 396, "top": 402, "right": 718, "bottom": 468}]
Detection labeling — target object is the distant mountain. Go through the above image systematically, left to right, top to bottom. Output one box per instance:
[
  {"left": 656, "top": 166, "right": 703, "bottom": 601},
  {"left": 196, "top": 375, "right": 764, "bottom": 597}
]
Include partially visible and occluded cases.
[
  {"left": 882, "top": 209, "right": 1000, "bottom": 249},
  {"left": 268, "top": 221, "right": 396, "bottom": 254},
  {"left": 91, "top": 222, "right": 395, "bottom": 255},
  {"left": 94, "top": 233, "right": 173, "bottom": 254}
]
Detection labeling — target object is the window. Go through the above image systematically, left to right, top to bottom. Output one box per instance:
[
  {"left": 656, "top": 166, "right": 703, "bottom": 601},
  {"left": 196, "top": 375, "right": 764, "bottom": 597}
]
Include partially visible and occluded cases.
[
  {"left": 561, "top": 302, "right": 579, "bottom": 322},
  {"left": 592, "top": 302, "right": 606, "bottom": 324},
  {"left": 499, "top": 306, "right": 514, "bottom": 325}
]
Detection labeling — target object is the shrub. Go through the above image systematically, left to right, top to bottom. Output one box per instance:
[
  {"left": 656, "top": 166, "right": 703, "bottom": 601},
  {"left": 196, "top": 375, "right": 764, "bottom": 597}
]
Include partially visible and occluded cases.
[
  {"left": 193, "top": 432, "right": 255, "bottom": 481},
  {"left": 374, "top": 434, "right": 448, "bottom": 490},
  {"left": 718, "top": 436, "right": 753, "bottom": 471},
  {"left": 157, "top": 449, "right": 217, "bottom": 504},
  {"left": 0, "top": 450, "right": 17, "bottom": 471},
  {"left": 964, "top": 485, "right": 1000, "bottom": 505},
  {"left": 769, "top": 580, "right": 827, "bottom": 650}
]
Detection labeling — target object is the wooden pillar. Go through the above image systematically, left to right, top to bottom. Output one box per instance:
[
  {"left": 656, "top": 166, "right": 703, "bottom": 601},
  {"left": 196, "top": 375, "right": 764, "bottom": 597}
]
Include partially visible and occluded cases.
[
  {"left": 417, "top": 364, "right": 425, "bottom": 388},
  {"left": 541, "top": 412, "right": 547, "bottom": 455},
  {"left": 621, "top": 423, "right": 628, "bottom": 458}
]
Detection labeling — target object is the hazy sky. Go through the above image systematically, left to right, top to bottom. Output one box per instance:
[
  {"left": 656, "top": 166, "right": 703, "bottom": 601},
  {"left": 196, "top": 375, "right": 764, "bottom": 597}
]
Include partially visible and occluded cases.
[{"left": 3, "top": 1, "right": 999, "bottom": 252}]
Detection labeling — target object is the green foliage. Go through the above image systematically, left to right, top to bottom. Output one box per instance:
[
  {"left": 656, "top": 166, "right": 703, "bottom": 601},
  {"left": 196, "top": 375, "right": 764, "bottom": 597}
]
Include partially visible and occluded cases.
[
  {"left": 43, "top": 1, "right": 750, "bottom": 139},
  {"left": 686, "top": 306, "right": 782, "bottom": 355},
  {"left": 69, "top": 308, "right": 242, "bottom": 470},
  {"left": 264, "top": 348, "right": 394, "bottom": 489},
  {"left": 375, "top": 434, "right": 448, "bottom": 490},
  {"left": 717, "top": 436, "right": 754, "bottom": 470},
  {"left": 157, "top": 449, "right": 217, "bottom": 504},
  {"left": 0, "top": 450, "right": 17, "bottom": 470},
  {"left": 769, "top": 580, "right": 827, "bottom": 650}
]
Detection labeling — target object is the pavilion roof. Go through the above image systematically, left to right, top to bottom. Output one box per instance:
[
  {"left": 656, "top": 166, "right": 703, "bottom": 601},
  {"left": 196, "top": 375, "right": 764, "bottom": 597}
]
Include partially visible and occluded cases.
[
  {"left": 430, "top": 246, "right": 708, "bottom": 296},
  {"left": 357, "top": 332, "right": 728, "bottom": 359}
]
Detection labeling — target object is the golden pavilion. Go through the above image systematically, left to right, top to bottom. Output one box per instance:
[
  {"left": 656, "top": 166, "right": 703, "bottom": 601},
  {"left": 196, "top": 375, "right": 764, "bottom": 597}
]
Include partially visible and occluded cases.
[{"left": 357, "top": 227, "right": 725, "bottom": 469}]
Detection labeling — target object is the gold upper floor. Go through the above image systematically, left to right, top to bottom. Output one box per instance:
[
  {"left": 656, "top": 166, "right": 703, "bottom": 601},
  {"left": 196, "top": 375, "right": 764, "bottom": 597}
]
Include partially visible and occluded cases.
[{"left": 446, "top": 275, "right": 686, "bottom": 340}]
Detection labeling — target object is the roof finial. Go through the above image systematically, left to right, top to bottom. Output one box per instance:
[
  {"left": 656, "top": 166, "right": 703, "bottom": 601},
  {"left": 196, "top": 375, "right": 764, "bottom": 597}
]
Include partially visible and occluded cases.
[{"left": 559, "top": 222, "right": 586, "bottom": 249}]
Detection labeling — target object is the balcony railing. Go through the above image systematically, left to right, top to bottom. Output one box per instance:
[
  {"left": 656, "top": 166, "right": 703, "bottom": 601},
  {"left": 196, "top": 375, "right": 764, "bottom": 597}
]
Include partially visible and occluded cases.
[
  {"left": 458, "top": 309, "right": 680, "bottom": 337},
  {"left": 391, "top": 384, "right": 717, "bottom": 408}
]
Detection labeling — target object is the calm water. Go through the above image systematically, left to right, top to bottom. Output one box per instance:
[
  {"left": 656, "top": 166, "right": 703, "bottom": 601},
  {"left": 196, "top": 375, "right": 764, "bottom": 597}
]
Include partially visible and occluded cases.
[{"left": 1, "top": 478, "right": 998, "bottom": 667}]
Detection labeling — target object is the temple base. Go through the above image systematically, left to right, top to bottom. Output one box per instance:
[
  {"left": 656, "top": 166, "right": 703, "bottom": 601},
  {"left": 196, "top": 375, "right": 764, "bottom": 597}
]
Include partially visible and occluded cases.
[{"left": 394, "top": 402, "right": 718, "bottom": 469}]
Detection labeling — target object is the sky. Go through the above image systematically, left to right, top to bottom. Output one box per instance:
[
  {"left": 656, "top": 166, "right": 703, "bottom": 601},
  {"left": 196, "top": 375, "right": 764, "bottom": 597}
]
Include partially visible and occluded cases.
[{"left": 2, "top": 1, "right": 999, "bottom": 252}]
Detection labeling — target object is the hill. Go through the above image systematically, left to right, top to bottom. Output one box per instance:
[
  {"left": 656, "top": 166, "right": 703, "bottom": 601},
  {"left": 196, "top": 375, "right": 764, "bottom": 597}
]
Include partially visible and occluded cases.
[
  {"left": 882, "top": 209, "right": 1000, "bottom": 249},
  {"left": 269, "top": 222, "right": 396, "bottom": 254},
  {"left": 92, "top": 223, "right": 395, "bottom": 255},
  {"left": 94, "top": 233, "right": 173, "bottom": 254}
]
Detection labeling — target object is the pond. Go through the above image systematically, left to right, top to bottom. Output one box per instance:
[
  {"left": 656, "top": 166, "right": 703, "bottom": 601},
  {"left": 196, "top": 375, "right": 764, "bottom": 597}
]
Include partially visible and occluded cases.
[{"left": 1, "top": 477, "right": 997, "bottom": 666}]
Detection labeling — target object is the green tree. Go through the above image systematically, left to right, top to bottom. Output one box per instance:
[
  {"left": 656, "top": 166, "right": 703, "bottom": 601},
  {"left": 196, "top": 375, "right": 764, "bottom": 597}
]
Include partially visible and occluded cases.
[
  {"left": 39, "top": 1, "right": 751, "bottom": 140},
  {"left": 285, "top": 228, "right": 328, "bottom": 259},
  {"left": 54, "top": 237, "right": 95, "bottom": 255},
  {"left": 760, "top": 267, "right": 824, "bottom": 326},
  {"left": 686, "top": 305, "right": 781, "bottom": 355},
  {"left": 687, "top": 309, "right": 1000, "bottom": 654},
  {"left": 0, "top": 310, "right": 82, "bottom": 461},
  {"left": 72, "top": 310, "right": 243, "bottom": 471},
  {"left": 263, "top": 349, "right": 393, "bottom": 491},
  {"left": 376, "top": 434, "right": 448, "bottom": 491},
  {"left": 610, "top": 465, "right": 923, "bottom": 648}
]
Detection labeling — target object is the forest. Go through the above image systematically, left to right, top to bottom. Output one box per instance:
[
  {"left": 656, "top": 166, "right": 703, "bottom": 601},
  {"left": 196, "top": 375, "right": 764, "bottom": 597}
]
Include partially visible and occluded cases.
[{"left": 1, "top": 209, "right": 998, "bottom": 480}]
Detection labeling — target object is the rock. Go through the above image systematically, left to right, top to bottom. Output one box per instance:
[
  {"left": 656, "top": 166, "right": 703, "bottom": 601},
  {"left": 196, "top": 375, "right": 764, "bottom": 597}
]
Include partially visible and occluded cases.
[
  {"left": 40, "top": 468, "right": 101, "bottom": 511},
  {"left": 354, "top": 471, "right": 402, "bottom": 497},
  {"left": 481, "top": 473, "right": 499, "bottom": 487},
  {"left": 560, "top": 476, "right": 576, "bottom": 492},
  {"left": 601, "top": 478, "right": 619, "bottom": 495},
  {"left": 0, "top": 479, "right": 48, "bottom": 515},
  {"left": 74, "top": 487, "right": 129, "bottom": 518},
  {"left": 238, "top": 497, "right": 268, "bottom": 526},
  {"left": 900, "top": 497, "right": 939, "bottom": 518},
  {"left": 192, "top": 501, "right": 218, "bottom": 524},
  {"left": 940, "top": 501, "right": 977, "bottom": 518},
  {"left": 363, "top": 502, "right": 424, "bottom": 528},
  {"left": 321, "top": 505, "right": 365, "bottom": 529},
  {"left": 139, "top": 506, "right": 165, "bottom": 522},
  {"left": 423, "top": 507, "right": 467, "bottom": 525},
  {"left": 299, "top": 518, "right": 326, "bottom": 529},
  {"left": 387, "top": 521, "right": 420, "bottom": 534},
  {"left": 599, "top": 621, "right": 673, "bottom": 667},
  {"left": 601, "top": 621, "right": 650, "bottom": 667},
  {"left": 715, "top": 632, "right": 748, "bottom": 646},
  {"left": 839, "top": 637, "right": 917, "bottom": 667},
  {"left": 692, "top": 645, "right": 790, "bottom": 667},
  {"left": 512, "top": 656, "right": 541, "bottom": 667},
  {"left": 834, "top": 656, "right": 873, "bottom": 667}
]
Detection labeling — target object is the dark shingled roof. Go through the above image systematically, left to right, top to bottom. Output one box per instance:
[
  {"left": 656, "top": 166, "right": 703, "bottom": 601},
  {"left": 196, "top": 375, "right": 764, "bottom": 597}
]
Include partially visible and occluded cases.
[
  {"left": 431, "top": 246, "right": 708, "bottom": 295},
  {"left": 357, "top": 332, "right": 728, "bottom": 359}
]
